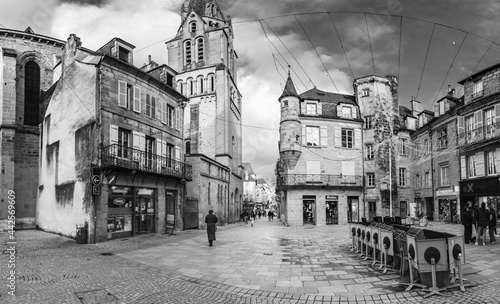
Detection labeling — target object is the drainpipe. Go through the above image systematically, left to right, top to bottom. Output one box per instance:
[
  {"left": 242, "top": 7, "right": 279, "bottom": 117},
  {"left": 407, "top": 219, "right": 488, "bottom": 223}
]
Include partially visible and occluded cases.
[
  {"left": 429, "top": 128, "right": 435, "bottom": 221},
  {"left": 227, "top": 169, "right": 230, "bottom": 224}
]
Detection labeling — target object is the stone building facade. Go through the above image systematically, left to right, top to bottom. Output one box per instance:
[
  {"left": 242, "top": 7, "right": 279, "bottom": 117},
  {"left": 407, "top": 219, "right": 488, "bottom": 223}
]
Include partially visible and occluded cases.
[
  {"left": 166, "top": 0, "right": 243, "bottom": 227},
  {"left": 0, "top": 27, "right": 64, "bottom": 230},
  {"left": 37, "top": 34, "right": 190, "bottom": 242},
  {"left": 456, "top": 63, "right": 500, "bottom": 222},
  {"left": 276, "top": 75, "right": 363, "bottom": 226}
]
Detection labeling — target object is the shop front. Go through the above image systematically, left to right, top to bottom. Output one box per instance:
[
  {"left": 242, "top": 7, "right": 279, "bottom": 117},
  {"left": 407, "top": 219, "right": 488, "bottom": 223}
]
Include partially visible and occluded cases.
[
  {"left": 460, "top": 176, "right": 500, "bottom": 225},
  {"left": 107, "top": 186, "right": 157, "bottom": 239},
  {"left": 436, "top": 188, "right": 460, "bottom": 223},
  {"left": 326, "top": 195, "right": 338, "bottom": 225}
]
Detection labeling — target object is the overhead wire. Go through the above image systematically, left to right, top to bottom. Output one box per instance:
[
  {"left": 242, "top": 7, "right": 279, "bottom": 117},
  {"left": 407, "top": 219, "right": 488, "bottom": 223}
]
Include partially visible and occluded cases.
[
  {"left": 328, "top": 13, "right": 354, "bottom": 80},
  {"left": 364, "top": 13, "right": 377, "bottom": 76},
  {"left": 293, "top": 14, "right": 340, "bottom": 93},
  {"left": 397, "top": 16, "right": 403, "bottom": 81},
  {"left": 415, "top": 23, "right": 436, "bottom": 100},
  {"left": 429, "top": 32, "right": 468, "bottom": 111},
  {"left": 455, "top": 42, "right": 493, "bottom": 98}
]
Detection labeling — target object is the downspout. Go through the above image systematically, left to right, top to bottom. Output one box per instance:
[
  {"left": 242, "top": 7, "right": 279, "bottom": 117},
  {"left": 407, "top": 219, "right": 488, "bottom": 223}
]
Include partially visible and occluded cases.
[
  {"left": 93, "top": 63, "right": 101, "bottom": 244},
  {"left": 361, "top": 118, "right": 366, "bottom": 220},
  {"left": 429, "top": 128, "right": 435, "bottom": 221},
  {"left": 227, "top": 168, "right": 230, "bottom": 224}
]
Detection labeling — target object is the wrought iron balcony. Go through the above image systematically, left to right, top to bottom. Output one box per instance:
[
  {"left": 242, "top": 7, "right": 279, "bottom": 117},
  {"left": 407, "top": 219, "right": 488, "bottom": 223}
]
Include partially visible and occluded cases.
[
  {"left": 457, "top": 122, "right": 500, "bottom": 146},
  {"left": 101, "top": 144, "right": 192, "bottom": 181},
  {"left": 277, "top": 174, "right": 362, "bottom": 187}
]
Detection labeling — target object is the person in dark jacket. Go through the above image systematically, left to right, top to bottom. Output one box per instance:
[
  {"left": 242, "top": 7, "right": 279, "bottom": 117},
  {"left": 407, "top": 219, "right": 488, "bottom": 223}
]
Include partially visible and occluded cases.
[
  {"left": 475, "top": 203, "right": 490, "bottom": 246},
  {"left": 489, "top": 204, "right": 497, "bottom": 244},
  {"left": 462, "top": 206, "right": 473, "bottom": 244},
  {"left": 205, "top": 210, "right": 218, "bottom": 246}
]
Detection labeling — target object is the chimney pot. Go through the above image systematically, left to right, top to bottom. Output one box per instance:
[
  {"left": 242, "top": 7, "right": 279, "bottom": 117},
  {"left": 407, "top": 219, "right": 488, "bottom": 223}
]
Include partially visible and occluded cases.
[{"left": 148, "top": 55, "right": 151, "bottom": 63}]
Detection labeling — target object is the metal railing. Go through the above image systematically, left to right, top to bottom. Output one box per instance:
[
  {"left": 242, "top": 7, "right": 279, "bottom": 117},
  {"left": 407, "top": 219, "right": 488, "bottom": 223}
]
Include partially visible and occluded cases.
[
  {"left": 457, "top": 121, "right": 500, "bottom": 146},
  {"left": 101, "top": 144, "right": 192, "bottom": 180},
  {"left": 277, "top": 174, "right": 362, "bottom": 187}
]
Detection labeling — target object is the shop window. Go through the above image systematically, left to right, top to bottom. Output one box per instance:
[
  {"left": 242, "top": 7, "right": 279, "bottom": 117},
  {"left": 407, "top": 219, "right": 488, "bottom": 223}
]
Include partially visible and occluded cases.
[{"left": 24, "top": 61, "right": 41, "bottom": 126}]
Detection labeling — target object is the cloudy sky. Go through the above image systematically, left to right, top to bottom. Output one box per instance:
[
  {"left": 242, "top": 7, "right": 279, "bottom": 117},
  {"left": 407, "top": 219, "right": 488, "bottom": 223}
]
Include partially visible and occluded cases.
[{"left": 3, "top": 0, "right": 500, "bottom": 185}]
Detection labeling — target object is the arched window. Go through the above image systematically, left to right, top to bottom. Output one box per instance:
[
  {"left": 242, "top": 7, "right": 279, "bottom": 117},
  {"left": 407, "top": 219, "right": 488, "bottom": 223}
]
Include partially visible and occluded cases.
[
  {"left": 190, "top": 21, "right": 197, "bottom": 33},
  {"left": 196, "top": 37, "right": 204, "bottom": 62},
  {"left": 184, "top": 40, "right": 192, "bottom": 65},
  {"left": 24, "top": 61, "right": 41, "bottom": 126},
  {"left": 208, "top": 74, "right": 215, "bottom": 92},
  {"left": 197, "top": 76, "right": 204, "bottom": 93},
  {"left": 187, "top": 78, "right": 194, "bottom": 96},
  {"left": 176, "top": 81, "right": 184, "bottom": 95},
  {"left": 185, "top": 141, "right": 191, "bottom": 154}
]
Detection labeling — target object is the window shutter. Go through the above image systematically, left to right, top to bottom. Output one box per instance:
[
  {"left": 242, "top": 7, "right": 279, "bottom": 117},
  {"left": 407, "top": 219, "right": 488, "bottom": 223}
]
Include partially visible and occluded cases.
[
  {"left": 118, "top": 81, "right": 127, "bottom": 107},
  {"left": 133, "top": 87, "right": 141, "bottom": 112},
  {"left": 145, "top": 94, "right": 151, "bottom": 116},
  {"left": 152, "top": 97, "right": 156, "bottom": 119},
  {"left": 161, "top": 100, "right": 167, "bottom": 124},
  {"left": 300, "top": 102, "right": 305, "bottom": 115},
  {"left": 317, "top": 103, "right": 322, "bottom": 115},
  {"left": 337, "top": 104, "right": 342, "bottom": 118},
  {"left": 495, "top": 104, "right": 500, "bottom": 123},
  {"left": 352, "top": 106, "right": 357, "bottom": 119},
  {"left": 175, "top": 107, "right": 181, "bottom": 130},
  {"left": 475, "top": 110, "right": 483, "bottom": 130},
  {"left": 457, "top": 116, "right": 464, "bottom": 136},
  {"left": 110, "top": 125, "right": 119, "bottom": 145},
  {"left": 302, "top": 125, "right": 306, "bottom": 145},
  {"left": 320, "top": 126, "right": 327, "bottom": 147},
  {"left": 334, "top": 127, "right": 341, "bottom": 147},
  {"left": 354, "top": 129, "right": 361, "bottom": 149},
  {"left": 132, "top": 131, "right": 141, "bottom": 150},
  {"left": 156, "top": 138, "right": 162, "bottom": 156},
  {"left": 495, "top": 148, "right": 500, "bottom": 174},
  {"left": 476, "top": 151, "right": 485, "bottom": 176},
  {"left": 461, "top": 155, "right": 466, "bottom": 179},
  {"left": 341, "top": 161, "right": 355, "bottom": 176},
  {"left": 406, "top": 169, "right": 410, "bottom": 187}
]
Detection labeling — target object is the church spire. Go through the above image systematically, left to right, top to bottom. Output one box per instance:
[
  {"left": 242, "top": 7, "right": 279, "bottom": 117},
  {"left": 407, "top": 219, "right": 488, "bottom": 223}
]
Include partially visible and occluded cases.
[{"left": 280, "top": 67, "right": 298, "bottom": 100}]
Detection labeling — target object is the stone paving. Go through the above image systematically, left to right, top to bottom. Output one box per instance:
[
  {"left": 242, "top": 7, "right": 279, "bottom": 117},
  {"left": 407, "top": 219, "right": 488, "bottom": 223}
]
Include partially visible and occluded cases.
[{"left": 0, "top": 217, "right": 499, "bottom": 303}]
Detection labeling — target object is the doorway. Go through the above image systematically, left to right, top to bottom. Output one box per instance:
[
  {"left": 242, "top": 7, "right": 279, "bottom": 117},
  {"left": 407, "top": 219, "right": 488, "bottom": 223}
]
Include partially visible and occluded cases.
[
  {"left": 133, "top": 188, "right": 155, "bottom": 235},
  {"left": 347, "top": 197, "right": 358, "bottom": 223},
  {"left": 425, "top": 197, "right": 434, "bottom": 221},
  {"left": 303, "top": 199, "right": 315, "bottom": 225},
  {"left": 326, "top": 199, "right": 338, "bottom": 225},
  {"left": 368, "top": 201, "right": 377, "bottom": 222},
  {"left": 400, "top": 201, "right": 408, "bottom": 219}
]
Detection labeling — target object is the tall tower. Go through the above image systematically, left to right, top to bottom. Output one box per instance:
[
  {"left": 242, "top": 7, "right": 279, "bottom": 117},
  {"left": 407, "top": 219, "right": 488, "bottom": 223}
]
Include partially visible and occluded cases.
[
  {"left": 166, "top": 0, "right": 243, "bottom": 225},
  {"left": 278, "top": 74, "right": 302, "bottom": 169}
]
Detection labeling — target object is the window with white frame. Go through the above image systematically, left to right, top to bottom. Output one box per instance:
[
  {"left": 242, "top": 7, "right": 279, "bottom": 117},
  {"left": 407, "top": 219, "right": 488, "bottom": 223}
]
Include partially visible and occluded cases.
[
  {"left": 473, "top": 80, "right": 483, "bottom": 98},
  {"left": 362, "top": 88, "right": 370, "bottom": 97},
  {"left": 145, "top": 94, "right": 156, "bottom": 119},
  {"left": 306, "top": 103, "right": 317, "bottom": 115},
  {"left": 167, "top": 105, "right": 175, "bottom": 128},
  {"left": 342, "top": 106, "right": 352, "bottom": 118},
  {"left": 485, "top": 108, "right": 495, "bottom": 135},
  {"left": 465, "top": 114, "right": 474, "bottom": 140},
  {"left": 364, "top": 115, "right": 373, "bottom": 129},
  {"left": 306, "top": 126, "right": 320, "bottom": 147},
  {"left": 341, "top": 128, "right": 353, "bottom": 148},
  {"left": 437, "top": 128, "right": 448, "bottom": 149},
  {"left": 400, "top": 138, "right": 407, "bottom": 155},
  {"left": 365, "top": 144, "right": 374, "bottom": 160},
  {"left": 487, "top": 151, "right": 497, "bottom": 175},
  {"left": 468, "top": 155, "right": 476, "bottom": 178},
  {"left": 440, "top": 164, "right": 449, "bottom": 186},
  {"left": 399, "top": 168, "right": 407, "bottom": 186},
  {"left": 425, "top": 171, "right": 431, "bottom": 187},
  {"left": 367, "top": 173, "right": 375, "bottom": 187}
]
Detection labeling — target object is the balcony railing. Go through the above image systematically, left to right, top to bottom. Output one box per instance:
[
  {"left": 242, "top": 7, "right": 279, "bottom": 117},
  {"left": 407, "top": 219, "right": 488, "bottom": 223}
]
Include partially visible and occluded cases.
[
  {"left": 458, "top": 121, "right": 500, "bottom": 146},
  {"left": 101, "top": 144, "right": 192, "bottom": 181},
  {"left": 277, "top": 174, "right": 362, "bottom": 187}
]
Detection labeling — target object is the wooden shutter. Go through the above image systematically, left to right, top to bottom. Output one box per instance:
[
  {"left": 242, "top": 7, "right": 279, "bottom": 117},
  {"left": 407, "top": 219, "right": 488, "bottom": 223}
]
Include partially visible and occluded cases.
[
  {"left": 118, "top": 81, "right": 127, "bottom": 107},
  {"left": 133, "top": 87, "right": 141, "bottom": 112},
  {"left": 152, "top": 97, "right": 156, "bottom": 119},
  {"left": 161, "top": 100, "right": 167, "bottom": 124},
  {"left": 300, "top": 101, "right": 305, "bottom": 115},
  {"left": 317, "top": 103, "right": 322, "bottom": 115},
  {"left": 337, "top": 104, "right": 342, "bottom": 118},
  {"left": 495, "top": 104, "right": 500, "bottom": 123},
  {"left": 352, "top": 106, "right": 357, "bottom": 119},
  {"left": 175, "top": 107, "right": 181, "bottom": 130},
  {"left": 475, "top": 110, "right": 483, "bottom": 131},
  {"left": 457, "top": 116, "right": 464, "bottom": 136},
  {"left": 110, "top": 125, "right": 119, "bottom": 145},
  {"left": 302, "top": 125, "right": 306, "bottom": 145},
  {"left": 320, "top": 126, "right": 327, "bottom": 147},
  {"left": 334, "top": 126, "right": 341, "bottom": 147},
  {"left": 354, "top": 129, "right": 361, "bottom": 149},
  {"left": 132, "top": 131, "right": 141, "bottom": 150},
  {"left": 155, "top": 138, "right": 163, "bottom": 171},
  {"left": 175, "top": 145, "right": 181, "bottom": 161},
  {"left": 495, "top": 148, "right": 500, "bottom": 174},
  {"left": 476, "top": 151, "right": 485, "bottom": 176},
  {"left": 460, "top": 155, "right": 466, "bottom": 179},
  {"left": 342, "top": 161, "right": 355, "bottom": 176},
  {"left": 406, "top": 169, "right": 410, "bottom": 187}
]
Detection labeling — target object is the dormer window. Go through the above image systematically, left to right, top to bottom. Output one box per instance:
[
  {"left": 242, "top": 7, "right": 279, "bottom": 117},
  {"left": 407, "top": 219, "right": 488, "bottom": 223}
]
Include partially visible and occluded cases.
[
  {"left": 190, "top": 21, "right": 197, "bottom": 33},
  {"left": 118, "top": 47, "right": 129, "bottom": 63},
  {"left": 472, "top": 80, "right": 483, "bottom": 99},
  {"left": 306, "top": 103, "right": 317, "bottom": 115},
  {"left": 342, "top": 106, "right": 352, "bottom": 118}
]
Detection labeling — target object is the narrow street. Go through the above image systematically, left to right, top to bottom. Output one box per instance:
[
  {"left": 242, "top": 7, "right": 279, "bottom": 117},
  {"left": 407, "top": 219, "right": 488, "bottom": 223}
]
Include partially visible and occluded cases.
[{"left": 1, "top": 219, "right": 499, "bottom": 303}]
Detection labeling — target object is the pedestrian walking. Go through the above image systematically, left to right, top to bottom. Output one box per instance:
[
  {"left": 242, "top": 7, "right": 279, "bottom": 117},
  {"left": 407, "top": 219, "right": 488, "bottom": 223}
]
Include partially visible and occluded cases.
[
  {"left": 475, "top": 203, "right": 490, "bottom": 246},
  {"left": 473, "top": 204, "right": 479, "bottom": 236},
  {"left": 489, "top": 204, "right": 497, "bottom": 244},
  {"left": 461, "top": 205, "right": 473, "bottom": 244},
  {"left": 205, "top": 209, "right": 218, "bottom": 246},
  {"left": 258, "top": 210, "right": 261, "bottom": 219},
  {"left": 244, "top": 211, "right": 249, "bottom": 226},
  {"left": 251, "top": 211, "right": 256, "bottom": 227}
]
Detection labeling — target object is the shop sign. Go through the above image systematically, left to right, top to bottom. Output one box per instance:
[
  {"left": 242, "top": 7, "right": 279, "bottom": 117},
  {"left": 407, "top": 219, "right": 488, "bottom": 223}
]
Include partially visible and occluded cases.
[
  {"left": 460, "top": 177, "right": 500, "bottom": 195},
  {"left": 111, "top": 186, "right": 131, "bottom": 195},
  {"left": 137, "top": 188, "right": 154, "bottom": 196},
  {"left": 436, "top": 189, "right": 457, "bottom": 197},
  {"left": 166, "top": 191, "right": 174, "bottom": 196},
  {"left": 326, "top": 195, "right": 338, "bottom": 200},
  {"left": 113, "top": 198, "right": 126, "bottom": 206}
]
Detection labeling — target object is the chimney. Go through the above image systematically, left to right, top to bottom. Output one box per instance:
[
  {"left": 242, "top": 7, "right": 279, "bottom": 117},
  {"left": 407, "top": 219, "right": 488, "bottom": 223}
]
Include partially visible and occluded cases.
[
  {"left": 181, "top": 3, "right": 187, "bottom": 20},
  {"left": 62, "top": 33, "right": 82, "bottom": 73},
  {"left": 148, "top": 55, "right": 151, "bottom": 64},
  {"left": 410, "top": 96, "right": 421, "bottom": 117}
]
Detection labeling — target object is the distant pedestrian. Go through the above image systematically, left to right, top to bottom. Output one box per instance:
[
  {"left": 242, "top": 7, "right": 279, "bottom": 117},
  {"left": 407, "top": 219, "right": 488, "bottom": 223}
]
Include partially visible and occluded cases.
[
  {"left": 475, "top": 203, "right": 490, "bottom": 246},
  {"left": 473, "top": 204, "right": 479, "bottom": 235},
  {"left": 489, "top": 204, "right": 497, "bottom": 244},
  {"left": 461, "top": 206, "right": 473, "bottom": 244},
  {"left": 205, "top": 210, "right": 218, "bottom": 247},
  {"left": 268, "top": 210, "right": 274, "bottom": 221},
  {"left": 244, "top": 211, "right": 249, "bottom": 226},
  {"left": 251, "top": 211, "right": 256, "bottom": 227},
  {"left": 258, "top": 211, "right": 261, "bottom": 219}
]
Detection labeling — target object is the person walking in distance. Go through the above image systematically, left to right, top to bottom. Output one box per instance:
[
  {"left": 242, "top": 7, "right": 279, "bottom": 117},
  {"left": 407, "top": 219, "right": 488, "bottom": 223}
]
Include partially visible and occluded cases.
[
  {"left": 475, "top": 203, "right": 490, "bottom": 246},
  {"left": 489, "top": 204, "right": 497, "bottom": 244},
  {"left": 461, "top": 205, "right": 473, "bottom": 244},
  {"left": 205, "top": 210, "right": 218, "bottom": 246},
  {"left": 250, "top": 210, "right": 256, "bottom": 227},
  {"left": 244, "top": 211, "right": 249, "bottom": 227}
]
